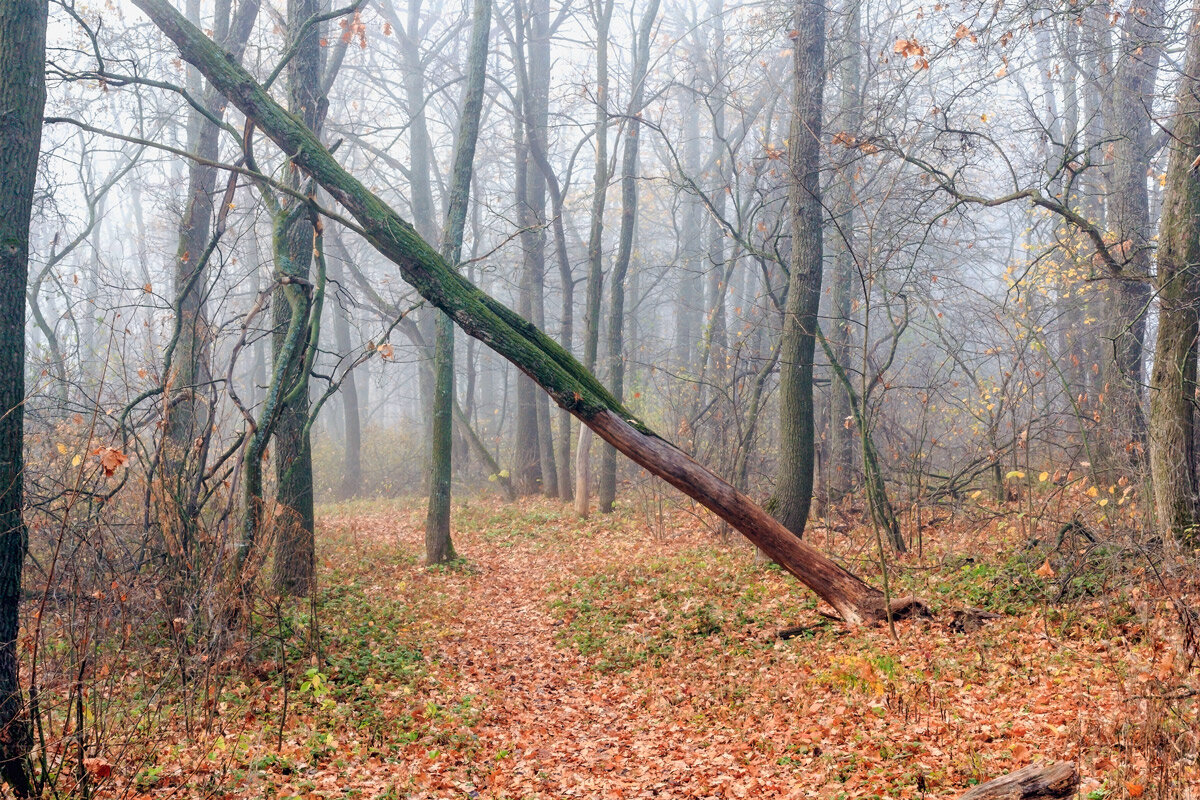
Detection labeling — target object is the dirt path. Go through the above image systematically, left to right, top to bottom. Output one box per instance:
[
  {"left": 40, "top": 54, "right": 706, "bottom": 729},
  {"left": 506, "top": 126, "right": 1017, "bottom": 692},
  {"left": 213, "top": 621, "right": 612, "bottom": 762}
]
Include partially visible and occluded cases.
[{"left": 405, "top": 517, "right": 850, "bottom": 799}]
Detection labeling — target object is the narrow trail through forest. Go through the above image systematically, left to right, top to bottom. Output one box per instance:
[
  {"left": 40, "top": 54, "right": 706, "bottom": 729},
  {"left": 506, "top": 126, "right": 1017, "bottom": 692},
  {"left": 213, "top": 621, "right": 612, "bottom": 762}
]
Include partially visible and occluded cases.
[{"left": 305, "top": 498, "right": 1198, "bottom": 800}]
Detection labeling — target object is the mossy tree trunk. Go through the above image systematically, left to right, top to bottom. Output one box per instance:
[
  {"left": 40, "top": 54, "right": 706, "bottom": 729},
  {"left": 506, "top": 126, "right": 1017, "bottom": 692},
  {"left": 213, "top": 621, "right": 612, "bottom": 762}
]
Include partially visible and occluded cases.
[
  {"left": 0, "top": 0, "right": 46, "bottom": 793},
  {"left": 135, "top": 0, "right": 892, "bottom": 625},
  {"left": 271, "top": 0, "right": 325, "bottom": 596}
]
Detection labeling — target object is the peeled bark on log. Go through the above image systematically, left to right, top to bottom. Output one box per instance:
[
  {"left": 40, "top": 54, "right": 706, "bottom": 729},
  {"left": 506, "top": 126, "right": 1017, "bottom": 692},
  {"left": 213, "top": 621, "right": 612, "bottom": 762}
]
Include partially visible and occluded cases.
[
  {"left": 133, "top": 0, "right": 889, "bottom": 625},
  {"left": 959, "top": 762, "right": 1078, "bottom": 800}
]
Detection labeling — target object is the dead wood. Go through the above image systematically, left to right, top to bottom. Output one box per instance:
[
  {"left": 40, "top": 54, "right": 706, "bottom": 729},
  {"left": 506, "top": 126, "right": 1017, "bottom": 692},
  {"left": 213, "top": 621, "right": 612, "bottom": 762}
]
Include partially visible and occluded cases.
[{"left": 958, "top": 762, "right": 1078, "bottom": 800}]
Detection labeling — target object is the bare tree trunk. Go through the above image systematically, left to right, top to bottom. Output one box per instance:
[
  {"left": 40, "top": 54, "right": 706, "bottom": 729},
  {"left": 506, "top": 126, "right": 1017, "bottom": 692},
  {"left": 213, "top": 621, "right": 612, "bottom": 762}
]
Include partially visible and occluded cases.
[
  {"left": 164, "top": 0, "right": 258, "bottom": 574},
  {"left": 385, "top": 0, "right": 440, "bottom": 468},
  {"left": 426, "top": 0, "right": 491, "bottom": 564},
  {"left": 576, "top": 0, "right": 615, "bottom": 516},
  {"left": 598, "top": 0, "right": 659, "bottom": 513},
  {"left": 769, "top": 0, "right": 826, "bottom": 537},
  {"left": 826, "top": 0, "right": 861, "bottom": 504},
  {"left": 1097, "top": 0, "right": 1164, "bottom": 481},
  {"left": 1148, "top": 0, "right": 1200, "bottom": 543},
  {"left": 0, "top": 1, "right": 45, "bottom": 792},
  {"left": 513, "top": 95, "right": 543, "bottom": 495},
  {"left": 674, "top": 96, "right": 703, "bottom": 375},
  {"left": 327, "top": 233, "right": 362, "bottom": 500}
]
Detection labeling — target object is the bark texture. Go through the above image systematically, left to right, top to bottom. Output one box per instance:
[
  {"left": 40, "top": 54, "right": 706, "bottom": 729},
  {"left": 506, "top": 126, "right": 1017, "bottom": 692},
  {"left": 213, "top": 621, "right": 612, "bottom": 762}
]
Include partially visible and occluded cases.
[
  {"left": 0, "top": 0, "right": 46, "bottom": 792},
  {"left": 272, "top": 0, "right": 324, "bottom": 596},
  {"left": 426, "top": 0, "right": 491, "bottom": 564},
  {"left": 598, "top": 0, "right": 659, "bottom": 513},
  {"left": 770, "top": 0, "right": 826, "bottom": 537},
  {"left": 1096, "top": 0, "right": 1164, "bottom": 480},
  {"left": 1148, "top": 0, "right": 1200, "bottom": 543},
  {"left": 958, "top": 762, "right": 1078, "bottom": 800}
]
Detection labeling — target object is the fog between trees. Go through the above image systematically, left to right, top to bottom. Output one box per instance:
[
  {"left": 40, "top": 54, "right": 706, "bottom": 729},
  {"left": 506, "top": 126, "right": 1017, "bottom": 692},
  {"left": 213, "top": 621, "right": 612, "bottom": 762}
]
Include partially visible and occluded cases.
[{"left": 0, "top": 0, "right": 1198, "bottom": 791}]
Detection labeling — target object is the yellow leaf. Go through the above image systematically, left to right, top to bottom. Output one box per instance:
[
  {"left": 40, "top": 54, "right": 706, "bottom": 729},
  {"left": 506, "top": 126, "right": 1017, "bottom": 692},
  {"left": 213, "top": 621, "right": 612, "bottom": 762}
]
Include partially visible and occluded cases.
[
  {"left": 57, "top": 442, "right": 68, "bottom": 455},
  {"left": 72, "top": 454, "right": 82, "bottom": 467},
  {"left": 1005, "top": 470, "right": 1025, "bottom": 480},
  {"left": 1038, "top": 471, "right": 1050, "bottom": 482},
  {"left": 1086, "top": 485, "right": 1099, "bottom": 497},
  {"left": 970, "top": 490, "right": 982, "bottom": 499},
  {"left": 1098, "top": 498, "right": 1109, "bottom": 507}
]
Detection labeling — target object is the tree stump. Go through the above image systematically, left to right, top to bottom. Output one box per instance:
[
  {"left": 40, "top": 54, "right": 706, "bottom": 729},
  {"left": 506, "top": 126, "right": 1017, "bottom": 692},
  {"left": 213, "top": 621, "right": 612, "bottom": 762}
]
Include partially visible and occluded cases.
[{"left": 959, "top": 762, "right": 1079, "bottom": 800}]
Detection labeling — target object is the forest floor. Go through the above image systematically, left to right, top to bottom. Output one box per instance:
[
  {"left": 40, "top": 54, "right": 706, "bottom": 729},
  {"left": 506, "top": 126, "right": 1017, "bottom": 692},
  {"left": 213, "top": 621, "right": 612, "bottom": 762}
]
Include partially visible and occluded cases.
[{"left": 98, "top": 495, "right": 1198, "bottom": 800}]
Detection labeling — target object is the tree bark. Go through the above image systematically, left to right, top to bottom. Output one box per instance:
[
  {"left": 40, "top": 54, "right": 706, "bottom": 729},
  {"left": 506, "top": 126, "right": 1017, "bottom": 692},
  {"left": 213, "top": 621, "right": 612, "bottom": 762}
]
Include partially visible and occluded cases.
[
  {"left": 0, "top": 0, "right": 45, "bottom": 793},
  {"left": 134, "top": 0, "right": 891, "bottom": 624},
  {"left": 272, "top": 0, "right": 325, "bottom": 596},
  {"left": 426, "top": 0, "right": 491, "bottom": 565},
  {"left": 576, "top": 0, "right": 614, "bottom": 516},
  {"left": 598, "top": 0, "right": 659, "bottom": 514},
  {"left": 769, "top": 0, "right": 826, "bottom": 537},
  {"left": 826, "top": 0, "right": 861, "bottom": 504},
  {"left": 1096, "top": 0, "right": 1164, "bottom": 481},
  {"left": 1148, "top": 0, "right": 1200, "bottom": 544},
  {"left": 327, "top": 233, "right": 362, "bottom": 500},
  {"left": 958, "top": 762, "right": 1078, "bottom": 800}
]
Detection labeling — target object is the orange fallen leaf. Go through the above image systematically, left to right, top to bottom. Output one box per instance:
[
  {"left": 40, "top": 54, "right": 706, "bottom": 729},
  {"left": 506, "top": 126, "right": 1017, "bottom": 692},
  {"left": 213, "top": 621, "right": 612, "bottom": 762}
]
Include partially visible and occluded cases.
[{"left": 93, "top": 446, "right": 129, "bottom": 477}]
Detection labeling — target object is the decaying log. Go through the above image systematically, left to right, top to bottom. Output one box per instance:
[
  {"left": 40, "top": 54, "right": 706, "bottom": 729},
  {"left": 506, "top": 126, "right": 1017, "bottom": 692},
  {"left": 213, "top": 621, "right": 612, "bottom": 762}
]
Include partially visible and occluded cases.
[
  {"left": 131, "top": 0, "right": 896, "bottom": 624},
  {"left": 959, "top": 762, "right": 1078, "bottom": 800}
]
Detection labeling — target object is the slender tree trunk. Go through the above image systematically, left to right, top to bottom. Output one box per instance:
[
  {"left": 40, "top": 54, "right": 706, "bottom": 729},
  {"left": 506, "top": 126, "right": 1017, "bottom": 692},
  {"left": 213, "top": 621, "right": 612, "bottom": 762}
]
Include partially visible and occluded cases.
[
  {"left": 137, "top": 0, "right": 896, "bottom": 625},
  {"left": 385, "top": 0, "right": 441, "bottom": 466},
  {"left": 426, "top": 0, "right": 491, "bottom": 564},
  {"left": 527, "top": 0, "right": 557, "bottom": 498},
  {"left": 576, "top": 0, "right": 614, "bottom": 516},
  {"left": 598, "top": 0, "right": 659, "bottom": 513},
  {"left": 702, "top": 0, "right": 729, "bottom": 410},
  {"left": 769, "top": 0, "right": 826, "bottom": 538},
  {"left": 826, "top": 0, "right": 861, "bottom": 504},
  {"left": 1097, "top": 0, "right": 1164, "bottom": 481},
  {"left": 1148, "top": 0, "right": 1200, "bottom": 543},
  {"left": 0, "top": 1, "right": 46, "bottom": 793},
  {"left": 675, "top": 97, "right": 704, "bottom": 375},
  {"left": 513, "top": 106, "right": 543, "bottom": 494},
  {"left": 327, "top": 234, "right": 362, "bottom": 500}
]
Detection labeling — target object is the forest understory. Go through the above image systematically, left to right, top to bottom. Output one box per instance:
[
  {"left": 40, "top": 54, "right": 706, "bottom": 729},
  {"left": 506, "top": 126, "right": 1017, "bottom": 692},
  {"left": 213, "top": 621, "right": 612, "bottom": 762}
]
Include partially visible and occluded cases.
[{"left": 37, "top": 494, "right": 1200, "bottom": 800}]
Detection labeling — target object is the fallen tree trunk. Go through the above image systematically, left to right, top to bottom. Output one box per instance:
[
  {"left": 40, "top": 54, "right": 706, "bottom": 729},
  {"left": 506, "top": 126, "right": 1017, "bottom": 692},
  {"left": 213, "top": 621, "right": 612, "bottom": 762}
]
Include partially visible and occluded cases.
[
  {"left": 132, "top": 0, "right": 889, "bottom": 625},
  {"left": 959, "top": 762, "right": 1079, "bottom": 800}
]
